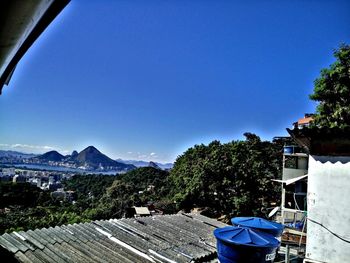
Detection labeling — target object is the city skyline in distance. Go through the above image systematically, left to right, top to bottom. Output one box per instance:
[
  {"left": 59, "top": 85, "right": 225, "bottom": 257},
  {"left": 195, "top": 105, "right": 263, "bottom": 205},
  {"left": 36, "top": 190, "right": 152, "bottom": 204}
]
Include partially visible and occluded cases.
[
  {"left": 0, "top": 143, "right": 170, "bottom": 164},
  {"left": 0, "top": 145, "right": 173, "bottom": 169}
]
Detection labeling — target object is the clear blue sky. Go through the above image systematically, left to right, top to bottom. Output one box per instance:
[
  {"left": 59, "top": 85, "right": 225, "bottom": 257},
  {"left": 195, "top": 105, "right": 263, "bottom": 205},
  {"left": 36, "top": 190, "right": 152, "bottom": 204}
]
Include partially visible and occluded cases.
[{"left": 1, "top": 0, "right": 349, "bottom": 162}]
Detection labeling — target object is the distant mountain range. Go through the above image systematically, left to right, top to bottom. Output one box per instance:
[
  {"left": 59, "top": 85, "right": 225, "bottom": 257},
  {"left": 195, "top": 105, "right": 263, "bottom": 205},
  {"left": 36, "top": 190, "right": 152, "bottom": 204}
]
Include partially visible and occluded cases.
[
  {"left": 30, "top": 146, "right": 135, "bottom": 171},
  {"left": 0, "top": 147, "right": 173, "bottom": 171},
  {"left": 0, "top": 150, "right": 37, "bottom": 159},
  {"left": 116, "top": 159, "right": 173, "bottom": 170}
]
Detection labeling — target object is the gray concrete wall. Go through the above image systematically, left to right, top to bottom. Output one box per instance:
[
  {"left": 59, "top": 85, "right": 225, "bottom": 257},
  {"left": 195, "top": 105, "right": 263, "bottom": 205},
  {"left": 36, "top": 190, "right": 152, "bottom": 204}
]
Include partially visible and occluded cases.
[
  {"left": 306, "top": 155, "right": 350, "bottom": 262},
  {"left": 298, "top": 157, "right": 308, "bottom": 170},
  {"left": 282, "top": 167, "right": 307, "bottom": 181}
]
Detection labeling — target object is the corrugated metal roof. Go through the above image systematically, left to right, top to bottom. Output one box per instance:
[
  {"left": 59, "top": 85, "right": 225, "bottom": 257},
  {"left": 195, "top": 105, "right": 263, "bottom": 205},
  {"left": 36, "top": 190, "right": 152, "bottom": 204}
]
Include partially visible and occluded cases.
[{"left": 0, "top": 213, "right": 225, "bottom": 263}]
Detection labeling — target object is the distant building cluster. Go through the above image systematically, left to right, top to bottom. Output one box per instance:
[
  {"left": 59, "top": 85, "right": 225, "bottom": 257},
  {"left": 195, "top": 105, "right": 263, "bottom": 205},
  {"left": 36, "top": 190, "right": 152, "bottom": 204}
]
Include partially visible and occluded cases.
[{"left": 0, "top": 167, "right": 73, "bottom": 193}]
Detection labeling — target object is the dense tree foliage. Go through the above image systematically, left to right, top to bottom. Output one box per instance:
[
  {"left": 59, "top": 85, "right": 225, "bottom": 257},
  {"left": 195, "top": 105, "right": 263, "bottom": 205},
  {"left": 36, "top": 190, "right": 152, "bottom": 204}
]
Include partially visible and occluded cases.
[
  {"left": 310, "top": 44, "right": 350, "bottom": 128},
  {"left": 169, "top": 133, "right": 281, "bottom": 218},
  {"left": 0, "top": 134, "right": 284, "bottom": 233},
  {"left": 94, "top": 167, "right": 173, "bottom": 218},
  {"left": 62, "top": 174, "right": 116, "bottom": 211},
  {"left": 0, "top": 175, "right": 116, "bottom": 234},
  {"left": 0, "top": 181, "right": 90, "bottom": 233},
  {"left": 0, "top": 182, "right": 44, "bottom": 208},
  {"left": 0, "top": 206, "right": 88, "bottom": 233}
]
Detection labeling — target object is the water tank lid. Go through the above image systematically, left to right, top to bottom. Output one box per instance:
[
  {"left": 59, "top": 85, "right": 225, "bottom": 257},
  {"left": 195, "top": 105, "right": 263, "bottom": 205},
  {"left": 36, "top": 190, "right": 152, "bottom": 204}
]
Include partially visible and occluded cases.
[
  {"left": 231, "top": 217, "right": 284, "bottom": 233},
  {"left": 214, "top": 226, "right": 279, "bottom": 248}
]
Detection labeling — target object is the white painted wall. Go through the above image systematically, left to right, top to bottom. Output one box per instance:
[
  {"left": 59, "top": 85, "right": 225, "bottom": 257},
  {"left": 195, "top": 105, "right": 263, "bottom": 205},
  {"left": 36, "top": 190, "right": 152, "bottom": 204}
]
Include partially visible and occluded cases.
[{"left": 306, "top": 155, "right": 350, "bottom": 262}]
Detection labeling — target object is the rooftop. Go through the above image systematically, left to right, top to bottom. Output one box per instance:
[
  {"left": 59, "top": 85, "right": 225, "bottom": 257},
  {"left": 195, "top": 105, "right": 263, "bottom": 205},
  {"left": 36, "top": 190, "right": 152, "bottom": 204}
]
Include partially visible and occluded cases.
[
  {"left": 297, "top": 116, "right": 313, "bottom": 125},
  {"left": 287, "top": 127, "right": 350, "bottom": 156},
  {"left": 0, "top": 213, "right": 227, "bottom": 263}
]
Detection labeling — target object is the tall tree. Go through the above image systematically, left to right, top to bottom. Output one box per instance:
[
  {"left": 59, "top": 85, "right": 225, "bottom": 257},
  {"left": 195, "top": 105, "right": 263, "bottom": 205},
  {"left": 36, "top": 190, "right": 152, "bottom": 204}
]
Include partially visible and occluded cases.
[
  {"left": 310, "top": 44, "right": 350, "bottom": 128},
  {"left": 168, "top": 134, "right": 282, "bottom": 218}
]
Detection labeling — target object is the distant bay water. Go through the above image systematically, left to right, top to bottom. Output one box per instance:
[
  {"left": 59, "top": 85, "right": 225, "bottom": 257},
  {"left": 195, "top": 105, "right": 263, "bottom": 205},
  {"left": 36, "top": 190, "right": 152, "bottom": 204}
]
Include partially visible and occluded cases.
[{"left": 2, "top": 163, "right": 121, "bottom": 175}]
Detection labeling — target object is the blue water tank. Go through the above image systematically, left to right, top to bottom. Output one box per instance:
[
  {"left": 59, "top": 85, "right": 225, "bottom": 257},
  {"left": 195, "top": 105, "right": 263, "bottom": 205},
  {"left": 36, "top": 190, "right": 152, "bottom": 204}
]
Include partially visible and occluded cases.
[
  {"left": 231, "top": 217, "right": 284, "bottom": 237},
  {"left": 214, "top": 226, "right": 280, "bottom": 263}
]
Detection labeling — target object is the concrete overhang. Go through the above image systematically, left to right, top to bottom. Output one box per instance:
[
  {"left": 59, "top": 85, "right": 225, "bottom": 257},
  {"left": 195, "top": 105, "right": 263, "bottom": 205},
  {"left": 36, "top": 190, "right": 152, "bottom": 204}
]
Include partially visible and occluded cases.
[
  {"left": 0, "top": 0, "right": 70, "bottom": 94},
  {"left": 287, "top": 127, "right": 350, "bottom": 156},
  {"left": 272, "top": 174, "right": 308, "bottom": 185}
]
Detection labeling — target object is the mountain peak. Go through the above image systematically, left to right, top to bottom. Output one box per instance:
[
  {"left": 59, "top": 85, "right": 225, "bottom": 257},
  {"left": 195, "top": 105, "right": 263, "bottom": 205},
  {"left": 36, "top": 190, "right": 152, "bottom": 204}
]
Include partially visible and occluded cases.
[
  {"left": 28, "top": 146, "right": 135, "bottom": 171},
  {"left": 75, "top": 146, "right": 134, "bottom": 170},
  {"left": 82, "top": 146, "right": 100, "bottom": 153},
  {"left": 36, "top": 150, "right": 65, "bottom": 162},
  {"left": 148, "top": 161, "right": 160, "bottom": 169}
]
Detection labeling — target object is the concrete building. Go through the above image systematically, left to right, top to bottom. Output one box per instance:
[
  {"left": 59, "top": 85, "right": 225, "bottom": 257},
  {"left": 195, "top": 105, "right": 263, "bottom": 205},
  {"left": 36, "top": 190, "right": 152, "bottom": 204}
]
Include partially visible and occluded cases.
[
  {"left": 293, "top": 114, "right": 314, "bottom": 129},
  {"left": 289, "top": 127, "right": 350, "bottom": 263},
  {"left": 272, "top": 142, "right": 308, "bottom": 254},
  {"left": 279, "top": 145, "right": 308, "bottom": 226},
  {"left": 2, "top": 168, "right": 15, "bottom": 177},
  {"left": 12, "top": 174, "right": 26, "bottom": 183},
  {"left": 48, "top": 175, "right": 55, "bottom": 185}
]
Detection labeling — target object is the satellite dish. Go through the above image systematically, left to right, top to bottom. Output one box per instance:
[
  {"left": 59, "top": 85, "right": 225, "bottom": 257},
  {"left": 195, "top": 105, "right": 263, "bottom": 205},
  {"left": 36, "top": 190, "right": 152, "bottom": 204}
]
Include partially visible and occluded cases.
[{"left": 268, "top": 206, "right": 279, "bottom": 218}]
